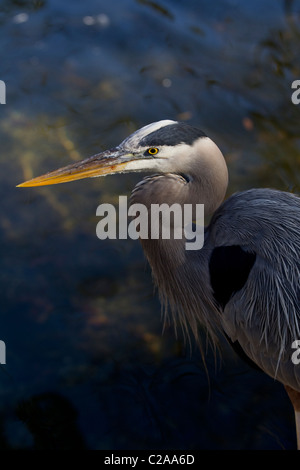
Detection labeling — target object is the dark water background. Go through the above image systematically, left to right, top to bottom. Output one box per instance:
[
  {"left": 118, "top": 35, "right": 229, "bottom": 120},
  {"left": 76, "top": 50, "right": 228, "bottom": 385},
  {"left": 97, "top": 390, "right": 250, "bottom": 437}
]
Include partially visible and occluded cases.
[{"left": 1, "top": 0, "right": 300, "bottom": 449}]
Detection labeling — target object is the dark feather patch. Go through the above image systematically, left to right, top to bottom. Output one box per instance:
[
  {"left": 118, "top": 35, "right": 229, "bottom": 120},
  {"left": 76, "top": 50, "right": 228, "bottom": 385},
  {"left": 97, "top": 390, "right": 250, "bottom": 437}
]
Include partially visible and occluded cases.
[
  {"left": 139, "top": 123, "right": 206, "bottom": 147},
  {"left": 209, "top": 245, "right": 256, "bottom": 309}
]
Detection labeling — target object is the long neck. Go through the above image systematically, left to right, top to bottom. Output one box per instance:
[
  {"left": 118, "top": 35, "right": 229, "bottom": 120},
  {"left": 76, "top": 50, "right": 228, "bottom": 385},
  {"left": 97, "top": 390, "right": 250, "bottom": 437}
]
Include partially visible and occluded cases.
[
  {"left": 179, "top": 137, "right": 229, "bottom": 217},
  {"left": 130, "top": 143, "right": 228, "bottom": 343},
  {"left": 139, "top": 227, "right": 222, "bottom": 347}
]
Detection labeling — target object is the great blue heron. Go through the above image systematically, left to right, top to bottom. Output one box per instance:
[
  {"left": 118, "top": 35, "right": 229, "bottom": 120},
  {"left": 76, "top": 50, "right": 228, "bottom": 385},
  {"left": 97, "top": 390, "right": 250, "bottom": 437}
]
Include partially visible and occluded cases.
[{"left": 18, "top": 119, "right": 300, "bottom": 448}]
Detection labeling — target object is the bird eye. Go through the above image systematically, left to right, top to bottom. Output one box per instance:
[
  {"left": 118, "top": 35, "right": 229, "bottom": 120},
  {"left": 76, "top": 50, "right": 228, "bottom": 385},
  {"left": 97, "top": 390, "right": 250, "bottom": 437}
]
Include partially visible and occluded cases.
[{"left": 146, "top": 147, "right": 159, "bottom": 156}]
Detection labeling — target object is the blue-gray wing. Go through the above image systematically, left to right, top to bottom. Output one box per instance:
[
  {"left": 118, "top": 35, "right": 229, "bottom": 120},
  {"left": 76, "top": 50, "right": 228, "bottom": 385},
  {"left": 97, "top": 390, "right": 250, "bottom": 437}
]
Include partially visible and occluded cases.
[{"left": 208, "top": 188, "right": 300, "bottom": 391}]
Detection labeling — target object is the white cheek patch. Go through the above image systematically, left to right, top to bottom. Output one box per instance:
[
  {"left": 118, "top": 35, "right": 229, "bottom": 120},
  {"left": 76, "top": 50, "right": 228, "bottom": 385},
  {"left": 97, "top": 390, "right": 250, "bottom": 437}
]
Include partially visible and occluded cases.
[
  {"left": 124, "top": 144, "right": 195, "bottom": 174},
  {"left": 124, "top": 159, "right": 162, "bottom": 172}
]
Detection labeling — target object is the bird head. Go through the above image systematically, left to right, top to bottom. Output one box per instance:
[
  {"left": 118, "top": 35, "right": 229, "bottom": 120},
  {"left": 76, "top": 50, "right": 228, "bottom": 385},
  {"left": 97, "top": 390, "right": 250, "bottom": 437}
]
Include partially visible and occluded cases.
[{"left": 17, "top": 120, "right": 225, "bottom": 188}]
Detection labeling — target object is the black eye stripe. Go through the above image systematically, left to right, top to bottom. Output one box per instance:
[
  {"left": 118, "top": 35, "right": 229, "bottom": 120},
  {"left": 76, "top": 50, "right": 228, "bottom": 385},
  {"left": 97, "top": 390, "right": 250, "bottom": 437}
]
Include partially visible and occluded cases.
[{"left": 139, "top": 123, "right": 206, "bottom": 147}]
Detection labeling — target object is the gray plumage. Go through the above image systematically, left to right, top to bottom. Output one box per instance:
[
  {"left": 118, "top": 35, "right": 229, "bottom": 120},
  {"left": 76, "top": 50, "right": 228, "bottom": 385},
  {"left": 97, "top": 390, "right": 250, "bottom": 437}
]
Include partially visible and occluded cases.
[
  {"left": 18, "top": 119, "right": 300, "bottom": 446},
  {"left": 125, "top": 121, "right": 300, "bottom": 392},
  {"left": 138, "top": 186, "right": 300, "bottom": 390}
]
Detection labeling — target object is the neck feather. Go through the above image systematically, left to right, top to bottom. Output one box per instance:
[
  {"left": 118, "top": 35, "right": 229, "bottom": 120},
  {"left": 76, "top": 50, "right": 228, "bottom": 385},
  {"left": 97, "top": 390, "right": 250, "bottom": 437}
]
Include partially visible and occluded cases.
[{"left": 130, "top": 137, "right": 227, "bottom": 345}]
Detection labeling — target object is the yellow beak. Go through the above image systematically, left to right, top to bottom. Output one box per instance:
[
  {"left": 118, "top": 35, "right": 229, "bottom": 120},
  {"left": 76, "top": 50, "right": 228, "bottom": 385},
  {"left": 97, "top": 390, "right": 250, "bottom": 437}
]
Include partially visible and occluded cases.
[{"left": 17, "top": 148, "right": 134, "bottom": 187}]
